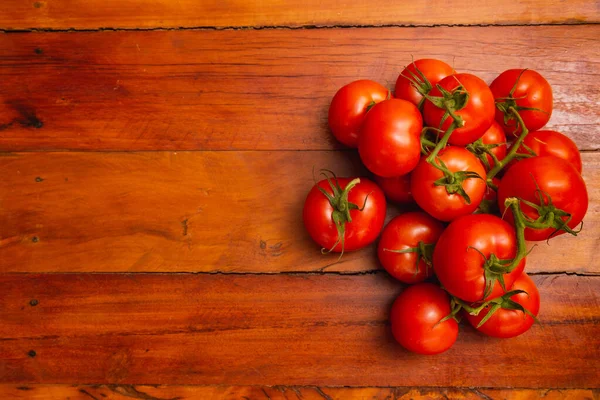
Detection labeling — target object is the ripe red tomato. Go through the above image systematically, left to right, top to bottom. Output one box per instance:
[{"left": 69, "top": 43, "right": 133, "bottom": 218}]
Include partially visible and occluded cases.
[
  {"left": 394, "top": 59, "right": 454, "bottom": 108},
  {"left": 490, "top": 69, "right": 553, "bottom": 137},
  {"left": 423, "top": 73, "right": 495, "bottom": 146},
  {"left": 328, "top": 80, "right": 389, "bottom": 147},
  {"left": 358, "top": 99, "right": 423, "bottom": 177},
  {"left": 479, "top": 120, "right": 507, "bottom": 170},
  {"left": 517, "top": 130, "right": 582, "bottom": 173},
  {"left": 411, "top": 146, "right": 487, "bottom": 221},
  {"left": 498, "top": 156, "right": 588, "bottom": 241},
  {"left": 373, "top": 174, "right": 413, "bottom": 203},
  {"left": 303, "top": 175, "right": 386, "bottom": 253},
  {"left": 377, "top": 212, "right": 445, "bottom": 284},
  {"left": 433, "top": 214, "right": 526, "bottom": 302},
  {"left": 466, "top": 272, "right": 540, "bottom": 338},
  {"left": 390, "top": 283, "right": 458, "bottom": 355}
]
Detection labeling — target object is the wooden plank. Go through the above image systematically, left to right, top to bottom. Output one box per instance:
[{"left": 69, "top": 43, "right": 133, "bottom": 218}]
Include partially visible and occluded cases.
[
  {"left": 0, "top": 0, "right": 597, "bottom": 30},
  {"left": 0, "top": 26, "right": 598, "bottom": 152},
  {"left": 0, "top": 151, "right": 598, "bottom": 274},
  {"left": 0, "top": 273, "right": 598, "bottom": 386},
  {"left": 0, "top": 385, "right": 597, "bottom": 400}
]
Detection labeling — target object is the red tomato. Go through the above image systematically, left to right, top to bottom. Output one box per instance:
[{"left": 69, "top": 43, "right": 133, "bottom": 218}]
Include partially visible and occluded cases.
[
  {"left": 394, "top": 59, "right": 454, "bottom": 108},
  {"left": 490, "top": 69, "right": 553, "bottom": 137},
  {"left": 423, "top": 73, "right": 495, "bottom": 146},
  {"left": 328, "top": 80, "right": 389, "bottom": 147},
  {"left": 358, "top": 99, "right": 423, "bottom": 177},
  {"left": 479, "top": 120, "right": 507, "bottom": 170},
  {"left": 518, "top": 130, "right": 582, "bottom": 173},
  {"left": 411, "top": 146, "right": 487, "bottom": 221},
  {"left": 498, "top": 156, "right": 588, "bottom": 241},
  {"left": 373, "top": 174, "right": 413, "bottom": 203},
  {"left": 303, "top": 175, "right": 386, "bottom": 252},
  {"left": 477, "top": 178, "right": 501, "bottom": 214},
  {"left": 377, "top": 212, "right": 445, "bottom": 283},
  {"left": 433, "top": 213, "right": 526, "bottom": 302},
  {"left": 466, "top": 273, "right": 540, "bottom": 338},
  {"left": 390, "top": 283, "right": 458, "bottom": 355}
]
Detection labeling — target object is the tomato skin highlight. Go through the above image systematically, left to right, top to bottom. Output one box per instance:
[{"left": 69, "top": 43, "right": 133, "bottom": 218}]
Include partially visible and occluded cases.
[
  {"left": 394, "top": 59, "right": 454, "bottom": 107},
  {"left": 490, "top": 69, "right": 553, "bottom": 136},
  {"left": 423, "top": 73, "right": 495, "bottom": 146},
  {"left": 328, "top": 80, "right": 389, "bottom": 147},
  {"left": 358, "top": 99, "right": 423, "bottom": 177},
  {"left": 518, "top": 130, "right": 582, "bottom": 173},
  {"left": 411, "top": 146, "right": 487, "bottom": 222},
  {"left": 498, "top": 156, "right": 588, "bottom": 241},
  {"left": 373, "top": 173, "right": 413, "bottom": 204},
  {"left": 303, "top": 177, "right": 386, "bottom": 252},
  {"left": 377, "top": 212, "right": 444, "bottom": 284},
  {"left": 433, "top": 213, "right": 526, "bottom": 303},
  {"left": 466, "top": 273, "right": 540, "bottom": 338},
  {"left": 390, "top": 283, "right": 458, "bottom": 355}
]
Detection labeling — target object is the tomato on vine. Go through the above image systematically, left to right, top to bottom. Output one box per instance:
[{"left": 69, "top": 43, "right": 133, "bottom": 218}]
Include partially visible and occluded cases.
[
  {"left": 394, "top": 59, "right": 454, "bottom": 109},
  {"left": 303, "top": 171, "right": 386, "bottom": 254}
]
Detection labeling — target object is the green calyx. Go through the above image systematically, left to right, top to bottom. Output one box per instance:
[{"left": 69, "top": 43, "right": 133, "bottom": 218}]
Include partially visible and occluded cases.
[
  {"left": 400, "top": 62, "right": 434, "bottom": 110},
  {"left": 466, "top": 138, "right": 505, "bottom": 171},
  {"left": 431, "top": 157, "right": 484, "bottom": 204},
  {"left": 315, "top": 170, "right": 368, "bottom": 259},
  {"left": 383, "top": 240, "right": 435, "bottom": 276}
]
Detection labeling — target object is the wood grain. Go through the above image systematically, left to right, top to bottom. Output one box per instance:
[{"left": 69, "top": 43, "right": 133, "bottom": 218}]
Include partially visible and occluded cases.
[
  {"left": 0, "top": 0, "right": 598, "bottom": 30},
  {"left": 0, "top": 26, "right": 598, "bottom": 152},
  {"left": 0, "top": 151, "right": 598, "bottom": 274},
  {"left": 0, "top": 273, "right": 598, "bottom": 387},
  {"left": 0, "top": 385, "right": 597, "bottom": 399}
]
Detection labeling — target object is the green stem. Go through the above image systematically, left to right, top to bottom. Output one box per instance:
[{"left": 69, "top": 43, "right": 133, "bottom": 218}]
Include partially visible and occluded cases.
[
  {"left": 487, "top": 107, "right": 530, "bottom": 181},
  {"left": 426, "top": 121, "right": 457, "bottom": 165},
  {"left": 503, "top": 197, "right": 530, "bottom": 273}
]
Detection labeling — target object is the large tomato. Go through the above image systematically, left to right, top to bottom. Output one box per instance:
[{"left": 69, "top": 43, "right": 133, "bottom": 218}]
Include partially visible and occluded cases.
[
  {"left": 394, "top": 59, "right": 454, "bottom": 108},
  {"left": 490, "top": 69, "right": 553, "bottom": 137},
  {"left": 423, "top": 73, "right": 495, "bottom": 146},
  {"left": 328, "top": 80, "right": 389, "bottom": 147},
  {"left": 358, "top": 99, "right": 423, "bottom": 177},
  {"left": 517, "top": 130, "right": 582, "bottom": 173},
  {"left": 411, "top": 146, "right": 487, "bottom": 221},
  {"left": 498, "top": 156, "right": 588, "bottom": 241},
  {"left": 373, "top": 173, "right": 413, "bottom": 204},
  {"left": 303, "top": 175, "right": 386, "bottom": 253},
  {"left": 377, "top": 212, "right": 445, "bottom": 284},
  {"left": 433, "top": 214, "right": 526, "bottom": 302},
  {"left": 466, "top": 272, "right": 540, "bottom": 338},
  {"left": 390, "top": 283, "right": 458, "bottom": 355}
]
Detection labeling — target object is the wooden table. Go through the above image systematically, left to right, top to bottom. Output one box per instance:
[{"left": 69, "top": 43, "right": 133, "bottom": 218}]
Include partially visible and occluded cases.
[{"left": 1, "top": 1, "right": 598, "bottom": 398}]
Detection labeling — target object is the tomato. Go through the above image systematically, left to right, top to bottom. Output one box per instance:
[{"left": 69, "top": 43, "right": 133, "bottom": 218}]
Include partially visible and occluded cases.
[
  {"left": 394, "top": 59, "right": 454, "bottom": 108},
  {"left": 490, "top": 69, "right": 553, "bottom": 137},
  {"left": 423, "top": 73, "right": 495, "bottom": 146},
  {"left": 328, "top": 80, "right": 389, "bottom": 147},
  {"left": 358, "top": 99, "right": 423, "bottom": 177},
  {"left": 479, "top": 120, "right": 507, "bottom": 170},
  {"left": 517, "top": 130, "right": 582, "bottom": 173},
  {"left": 411, "top": 146, "right": 487, "bottom": 221},
  {"left": 498, "top": 156, "right": 588, "bottom": 241},
  {"left": 373, "top": 174, "right": 413, "bottom": 203},
  {"left": 303, "top": 175, "right": 386, "bottom": 253},
  {"left": 477, "top": 178, "right": 500, "bottom": 214},
  {"left": 377, "top": 212, "right": 444, "bottom": 283},
  {"left": 433, "top": 213, "right": 526, "bottom": 302},
  {"left": 466, "top": 272, "right": 540, "bottom": 338},
  {"left": 390, "top": 283, "right": 458, "bottom": 355}
]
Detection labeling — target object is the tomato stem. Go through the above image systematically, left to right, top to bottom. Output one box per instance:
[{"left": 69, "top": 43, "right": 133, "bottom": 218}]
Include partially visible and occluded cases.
[
  {"left": 486, "top": 107, "right": 530, "bottom": 182},
  {"left": 426, "top": 121, "right": 457, "bottom": 166},
  {"left": 503, "top": 197, "right": 530, "bottom": 273}
]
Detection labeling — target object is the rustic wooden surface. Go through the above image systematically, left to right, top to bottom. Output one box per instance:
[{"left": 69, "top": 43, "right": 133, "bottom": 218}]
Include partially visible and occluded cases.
[
  {"left": 0, "top": 0, "right": 598, "bottom": 29},
  {"left": 0, "top": 1, "right": 599, "bottom": 396},
  {"left": 0, "top": 26, "right": 599, "bottom": 151},
  {"left": 0, "top": 152, "right": 598, "bottom": 274},
  {"left": 1, "top": 274, "right": 598, "bottom": 386},
  {"left": 0, "top": 385, "right": 598, "bottom": 400}
]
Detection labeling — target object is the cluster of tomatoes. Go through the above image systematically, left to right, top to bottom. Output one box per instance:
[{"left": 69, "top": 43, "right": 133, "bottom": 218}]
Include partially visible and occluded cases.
[{"left": 303, "top": 59, "right": 589, "bottom": 355}]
